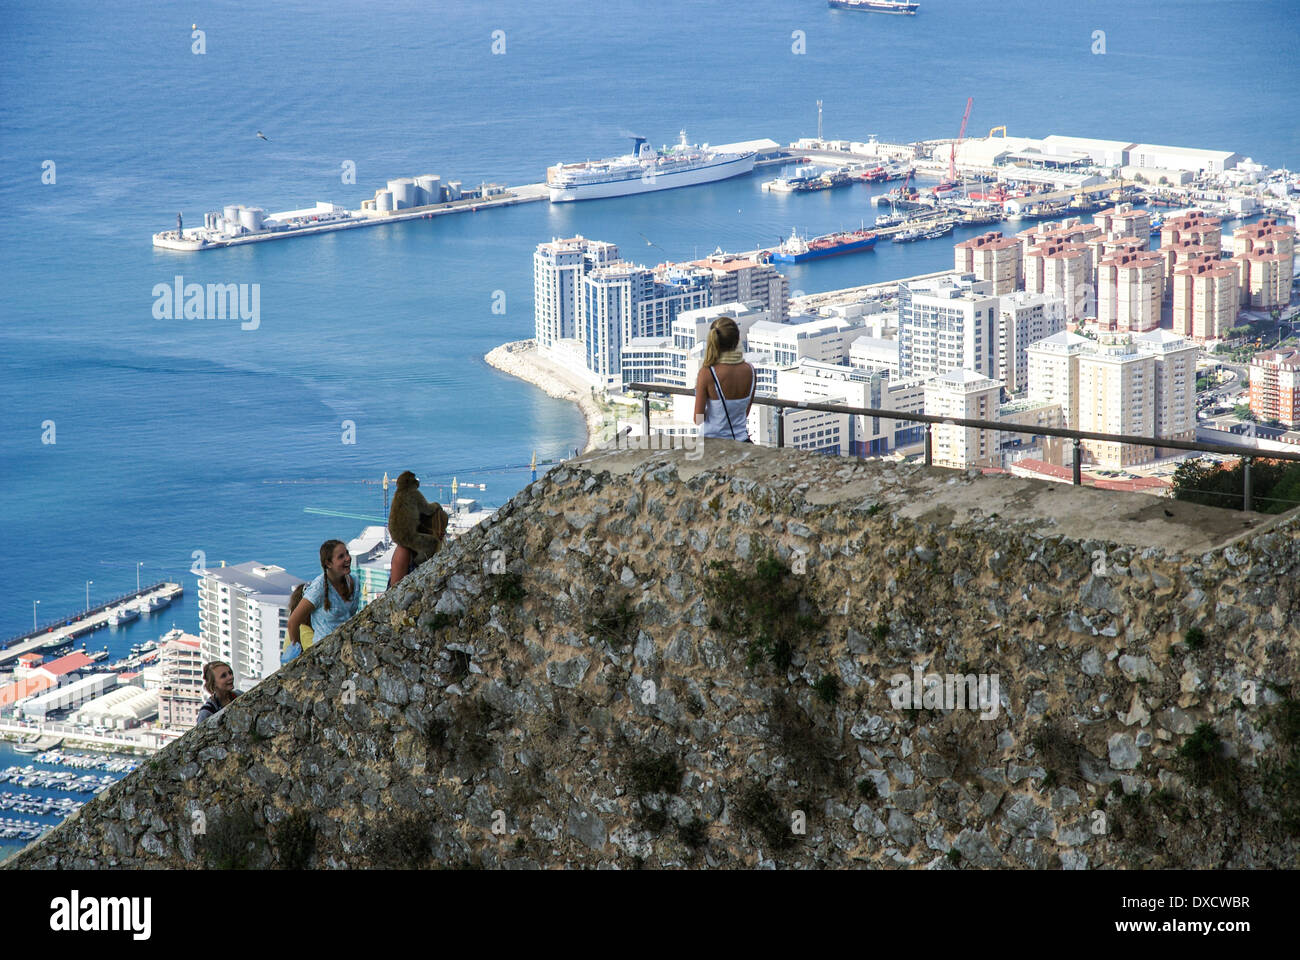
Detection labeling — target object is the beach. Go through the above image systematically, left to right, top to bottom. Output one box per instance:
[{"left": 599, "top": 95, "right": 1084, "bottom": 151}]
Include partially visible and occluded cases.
[{"left": 485, "top": 339, "right": 609, "bottom": 452}]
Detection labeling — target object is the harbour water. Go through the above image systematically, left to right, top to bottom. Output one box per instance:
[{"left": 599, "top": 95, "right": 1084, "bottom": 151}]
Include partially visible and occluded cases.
[{"left": 2, "top": 0, "right": 1298, "bottom": 646}]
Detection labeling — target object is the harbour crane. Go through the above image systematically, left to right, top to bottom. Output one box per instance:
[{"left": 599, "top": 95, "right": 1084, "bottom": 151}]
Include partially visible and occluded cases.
[{"left": 950, "top": 97, "right": 974, "bottom": 184}]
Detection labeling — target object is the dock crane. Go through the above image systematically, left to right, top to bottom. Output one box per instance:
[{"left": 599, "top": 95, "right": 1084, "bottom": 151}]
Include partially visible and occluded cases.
[{"left": 949, "top": 96, "right": 974, "bottom": 185}]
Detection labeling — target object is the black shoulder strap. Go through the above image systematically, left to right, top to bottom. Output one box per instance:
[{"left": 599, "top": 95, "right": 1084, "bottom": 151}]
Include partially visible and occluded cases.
[{"left": 709, "top": 366, "right": 737, "bottom": 440}]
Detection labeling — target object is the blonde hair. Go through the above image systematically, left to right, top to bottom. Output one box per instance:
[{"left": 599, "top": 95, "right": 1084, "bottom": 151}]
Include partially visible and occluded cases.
[
  {"left": 703, "top": 316, "right": 740, "bottom": 367},
  {"left": 202, "top": 660, "right": 232, "bottom": 695}
]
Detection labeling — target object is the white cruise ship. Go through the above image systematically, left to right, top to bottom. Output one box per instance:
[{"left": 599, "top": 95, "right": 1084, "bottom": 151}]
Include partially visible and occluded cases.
[{"left": 547, "top": 132, "right": 756, "bottom": 202}]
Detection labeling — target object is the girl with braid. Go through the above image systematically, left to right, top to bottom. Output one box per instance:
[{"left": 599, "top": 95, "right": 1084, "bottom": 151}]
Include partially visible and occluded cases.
[{"left": 285, "top": 539, "right": 358, "bottom": 658}]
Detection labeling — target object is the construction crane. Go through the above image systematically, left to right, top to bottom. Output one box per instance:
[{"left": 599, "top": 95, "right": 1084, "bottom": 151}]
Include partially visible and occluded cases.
[{"left": 950, "top": 96, "right": 974, "bottom": 183}]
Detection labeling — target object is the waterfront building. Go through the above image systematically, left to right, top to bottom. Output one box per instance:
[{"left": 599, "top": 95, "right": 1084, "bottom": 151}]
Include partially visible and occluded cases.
[
  {"left": 1093, "top": 203, "right": 1152, "bottom": 244},
  {"left": 1160, "top": 211, "right": 1221, "bottom": 255},
  {"left": 1019, "top": 217, "right": 1103, "bottom": 250},
  {"left": 1232, "top": 218, "right": 1296, "bottom": 261},
  {"left": 953, "top": 231, "right": 1021, "bottom": 295},
  {"left": 533, "top": 236, "right": 621, "bottom": 348},
  {"left": 1022, "top": 242, "right": 1093, "bottom": 323},
  {"left": 1096, "top": 250, "right": 1165, "bottom": 333},
  {"left": 690, "top": 252, "right": 790, "bottom": 323},
  {"left": 1171, "top": 257, "right": 1239, "bottom": 341},
  {"left": 582, "top": 263, "right": 711, "bottom": 383},
  {"left": 897, "top": 273, "right": 998, "bottom": 380},
  {"left": 997, "top": 291, "right": 1067, "bottom": 394},
  {"left": 624, "top": 301, "right": 770, "bottom": 391},
  {"left": 673, "top": 301, "right": 769, "bottom": 354},
  {"left": 1077, "top": 337, "right": 1157, "bottom": 467},
  {"left": 1249, "top": 349, "right": 1300, "bottom": 427},
  {"left": 924, "top": 370, "right": 1003, "bottom": 469},
  {"left": 197, "top": 561, "right": 303, "bottom": 692},
  {"left": 157, "top": 630, "right": 204, "bottom": 731},
  {"left": 30, "top": 651, "right": 96, "bottom": 687},
  {"left": 0, "top": 674, "right": 56, "bottom": 710},
  {"left": 17, "top": 674, "right": 117, "bottom": 720},
  {"left": 75, "top": 686, "right": 158, "bottom": 730}
]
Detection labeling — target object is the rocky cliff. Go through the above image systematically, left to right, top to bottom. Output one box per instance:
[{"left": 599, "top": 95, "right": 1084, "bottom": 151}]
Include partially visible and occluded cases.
[{"left": 8, "top": 444, "right": 1300, "bottom": 869}]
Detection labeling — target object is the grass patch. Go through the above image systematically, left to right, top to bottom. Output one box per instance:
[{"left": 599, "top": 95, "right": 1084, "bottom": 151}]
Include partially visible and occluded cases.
[
  {"left": 704, "top": 551, "right": 826, "bottom": 671},
  {"left": 495, "top": 572, "right": 526, "bottom": 604},
  {"left": 586, "top": 594, "right": 640, "bottom": 648},
  {"left": 872, "top": 622, "right": 889, "bottom": 644},
  {"left": 1183, "top": 626, "right": 1206, "bottom": 652},
  {"left": 813, "top": 674, "right": 840, "bottom": 706},
  {"left": 767, "top": 691, "right": 845, "bottom": 789},
  {"left": 1261, "top": 692, "right": 1300, "bottom": 836},
  {"left": 1030, "top": 722, "right": 1084, "bottom": 788},
  {"left": 1177, "top": 722, "right": 1240, "bottom": 803},
  {"left": 624, "top": 750, "right": 683, "bottom": 797},
  {"left": 856, "top": 778, "right": 878, "bottom": 800},
  {"left": 734, "top": 783, "right": 795, "bottom": 852},
  {"left": 201, "top": 806, "right": 266, "bottom": 870},
  {"left": 271, "top": 810, "right": 316, "bottom": 870},
  {"left": 363, "top": 812, "right": 435, "bottom": 868},
  {"left": 676, "top": 818, "right": 709, "bottom": 849},
  {"left": 946, "top": 847, "right": 961, "bottom": 865}
]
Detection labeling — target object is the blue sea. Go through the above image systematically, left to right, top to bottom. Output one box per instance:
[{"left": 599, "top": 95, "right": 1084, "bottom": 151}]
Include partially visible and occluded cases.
[{"left": 1, "top": 0, "right": 1297, "bottom": 654}]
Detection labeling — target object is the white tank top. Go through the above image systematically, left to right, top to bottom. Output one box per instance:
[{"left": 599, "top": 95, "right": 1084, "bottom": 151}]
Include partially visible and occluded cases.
[{"left": 701, "top": 365, "right": 755, "bottom": 441}]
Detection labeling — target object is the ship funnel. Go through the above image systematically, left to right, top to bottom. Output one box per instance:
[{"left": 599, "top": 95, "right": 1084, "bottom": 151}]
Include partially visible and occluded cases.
[{"left": 632, "top": 136, "right": 649, "bottom": 158}]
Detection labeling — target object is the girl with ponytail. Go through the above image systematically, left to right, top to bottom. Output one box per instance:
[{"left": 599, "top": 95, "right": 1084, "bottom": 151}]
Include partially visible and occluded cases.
[
  {"left": 693, "top": 315, "right": 755, "bottom": 442},
  {"left": 284, "top": 539, "right": 358, "bottom": 660}
]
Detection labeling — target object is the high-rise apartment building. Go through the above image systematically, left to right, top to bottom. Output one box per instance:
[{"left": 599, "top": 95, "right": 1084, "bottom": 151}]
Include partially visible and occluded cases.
[
  {"left": 1093, "top": 203, "right": 1152, "bottom": 244},
  {"left": 1160, "top": 211, "right": 1221, "bottom": 254},
  {"left": 953, "top": 231, "right": 1022, "bottom": 295},
  {"left": 533, "top": 236, "right": 620, "bottom": 347},
  {"left": 1023, "top": 242, "right": 1093, "bottom": 322},
  {"left": 1096, "top": 250, "right": 1165, "bottom": 332},
  {"left": 690, "top": 253, "right": 790, "bottom": 323},
  {"left": 1171, "top": 257, "right": 1239, "bottom": 341},
  {"left": 897, "top": 273, "right": 998, "bottom": 380},
  {"left": 997, "top": 291, "right": 1067, "bottom": 393},
  {"left": 1025, "top": 330, "right": 1092, "bottom": 427},
  {"left": 1249, "top": 349, "right": 1300, "bottom": 427},
  {"left": 924, "top": 369, "right": 1002, "bottom": 468},
  {"left": 197, "top": 561, "right": 303, "bottom": 692},
  {"left": 157, "top": 630, "right": 204, "bottom": 730}
]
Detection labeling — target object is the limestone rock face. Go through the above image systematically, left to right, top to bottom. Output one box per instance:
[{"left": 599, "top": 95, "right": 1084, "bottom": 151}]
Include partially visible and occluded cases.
[{"left": 7, "top": 444, "right": 1300, "bottom": 870}]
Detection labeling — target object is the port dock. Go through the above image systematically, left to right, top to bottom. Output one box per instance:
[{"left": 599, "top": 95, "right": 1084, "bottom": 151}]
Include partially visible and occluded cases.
[{"left": 0, "top": 581, "right": 184, "bottom": 666}]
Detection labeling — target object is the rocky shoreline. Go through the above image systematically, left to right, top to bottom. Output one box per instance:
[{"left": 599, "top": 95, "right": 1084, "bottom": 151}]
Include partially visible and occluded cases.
[{"left": 485, "top": 339, "right": 607, "bottom": 452}]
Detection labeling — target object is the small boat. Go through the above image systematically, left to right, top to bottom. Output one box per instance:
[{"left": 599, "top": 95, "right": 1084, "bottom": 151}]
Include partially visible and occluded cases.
[{"left": 891, "top": 228, "right": 927, "bottom": 243}]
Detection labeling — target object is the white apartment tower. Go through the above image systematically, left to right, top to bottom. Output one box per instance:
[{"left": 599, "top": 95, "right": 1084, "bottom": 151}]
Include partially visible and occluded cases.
[
  {"left": 532, "top": 236, "right": 620, "bottom": 348},
  {"left": 898, "top": 274, "right": 998, "bottom": 380},
  {"left": 997, "top": 291, "right": 1067, "bottom": 394},
  {"left": 197, "top": 561, "right": 304, "bottom": 692}
]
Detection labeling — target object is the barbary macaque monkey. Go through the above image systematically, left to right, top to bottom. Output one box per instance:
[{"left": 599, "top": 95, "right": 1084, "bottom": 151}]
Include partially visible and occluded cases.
[{"left": 388, "top": 471, "right": 449, "bottom": 568}]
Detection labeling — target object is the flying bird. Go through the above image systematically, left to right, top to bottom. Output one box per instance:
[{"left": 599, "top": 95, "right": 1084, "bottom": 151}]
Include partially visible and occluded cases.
[
  {"left": 256, "top": 131, "right": 270, "bottom": 141},
  {"left": 638, "top": 232, "right": 666, "bottom": 255}
]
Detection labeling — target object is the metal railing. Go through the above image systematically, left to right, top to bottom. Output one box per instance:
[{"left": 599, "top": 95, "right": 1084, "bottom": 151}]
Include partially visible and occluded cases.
[{"left": 624, "top": 381, "right": 1300, "bottom": 512}]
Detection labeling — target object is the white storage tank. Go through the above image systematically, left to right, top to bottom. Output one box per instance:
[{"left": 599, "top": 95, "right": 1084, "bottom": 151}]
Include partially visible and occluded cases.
[
  {"left": 416, "top": 175, "right": 441, "bottom": 205},
  {"left": 387, "top": 178, "right": 416, "bottom": 209},
  {"left": 445, "top": 180, "right": 462, "bottom": 201},
  {"left": 374, "top": 190, "right": 393, "bottom": 213},
  {"left": 223, "top": 205, "right": 240, "bottom": 223},
  {"left": 238, "top": 206, "right": 265, "bottom": 232}
]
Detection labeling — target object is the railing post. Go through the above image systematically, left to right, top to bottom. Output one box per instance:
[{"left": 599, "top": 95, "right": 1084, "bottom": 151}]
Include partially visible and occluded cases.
[
  {"left": 640, "top": 392, "right": 650, "bottom": 445},
  {"left": 776, "top": 409, "right": 785, "bottom": 449},
  {"left": 924, "top": 423, "right": 932, "bottom": 466},
  {"left": 1072, "top": 439, "right": 1082, "bottom": 485},
  {"left": 1243, "top": 457, "right": 1253, "bottom": 513}
]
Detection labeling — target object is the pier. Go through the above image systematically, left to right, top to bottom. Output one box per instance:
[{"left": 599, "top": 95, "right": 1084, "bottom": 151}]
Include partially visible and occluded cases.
[{"left": 0, "top": 581, "right": 183, "bottom": 665}]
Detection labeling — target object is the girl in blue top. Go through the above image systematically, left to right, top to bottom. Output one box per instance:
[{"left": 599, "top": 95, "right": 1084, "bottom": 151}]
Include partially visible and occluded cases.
[{"left": 285, "top": 539, "right": 358, "bottom": 654}]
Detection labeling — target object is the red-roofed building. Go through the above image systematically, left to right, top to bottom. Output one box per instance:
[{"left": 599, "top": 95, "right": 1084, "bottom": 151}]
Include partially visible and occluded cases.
[{"left": 34, "top": 651, "right": 95, "bottom": 685}]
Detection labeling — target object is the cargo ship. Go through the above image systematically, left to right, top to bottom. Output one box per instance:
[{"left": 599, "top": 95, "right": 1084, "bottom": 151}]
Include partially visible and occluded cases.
[
  {"left": 828, "top": 0, "right": 920, "bottom": 14},
  {"left": 547, "top": 132, "right": 756, "bottom": 202},
  {"left": 771, "top": 228, "right": 877, "bottom": 263}
]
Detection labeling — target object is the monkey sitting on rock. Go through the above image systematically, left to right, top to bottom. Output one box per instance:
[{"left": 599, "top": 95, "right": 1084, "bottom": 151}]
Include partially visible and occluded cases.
[{"left": 388, "top": 470, "right": 450, "bottom": 570}]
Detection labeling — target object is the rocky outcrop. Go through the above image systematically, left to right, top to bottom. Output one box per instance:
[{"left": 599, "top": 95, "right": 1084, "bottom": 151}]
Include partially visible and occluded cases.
[{"left": 7, "top": 444, "right": 1300, "bottom": 869}]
